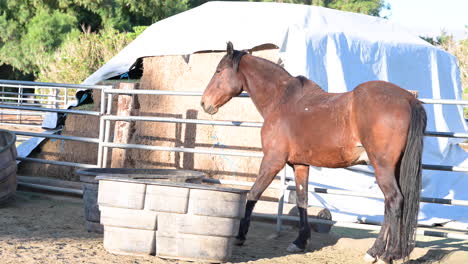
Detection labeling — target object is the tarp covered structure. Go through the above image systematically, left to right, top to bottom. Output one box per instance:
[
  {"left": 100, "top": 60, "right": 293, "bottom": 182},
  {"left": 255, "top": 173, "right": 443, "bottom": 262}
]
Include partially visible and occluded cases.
[{"left": 85, "top": 1, "right": 467, "bottom": 227}]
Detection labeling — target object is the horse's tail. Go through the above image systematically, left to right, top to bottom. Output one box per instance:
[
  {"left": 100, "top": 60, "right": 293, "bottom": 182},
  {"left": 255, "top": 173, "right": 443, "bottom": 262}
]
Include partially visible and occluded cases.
[{"left": 399, "top": 99, "right": 427, "bottom": 258}]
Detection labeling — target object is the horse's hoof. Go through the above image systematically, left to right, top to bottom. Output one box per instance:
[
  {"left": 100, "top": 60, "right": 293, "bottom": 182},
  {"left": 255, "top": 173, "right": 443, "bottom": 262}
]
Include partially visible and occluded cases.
[
  {"left": 234, "top": 238, "right": 245, "bottom": 246},
  {"left": 286, "top": 243, "right": 304, "bottom": 253},
  {"left": 363, "top": 253, "right": 377, "bottom": 263}
]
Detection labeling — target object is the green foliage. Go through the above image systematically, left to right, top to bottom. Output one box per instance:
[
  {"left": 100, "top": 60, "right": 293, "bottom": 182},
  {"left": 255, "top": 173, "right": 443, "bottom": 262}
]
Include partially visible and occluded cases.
[
  {"left": 0, "top": 0, "right": 189, "bottom": 79},
  {"left": 1, "top": 0, "right": 389, "bottom": 82},
  {"left": 73, "top": 0, "right": 189, "bottom": 31},
  {"left": 196, "top": 0, "right": 387, "bottom": 16},
  {"left": 312, "top": 0, "right": 386, "bottom": 16},
  {"left": 0, "top": 2, "right": 78, "bottom": 75},
  {"left": 38, "top": 26, "right": 145, "bottom": 84},
  {"left": 420, "top": 31, "right": 455, "bottom": 46},
  {"left": 422, "top": 32, "right": 467, "bottom": 92},
  {"left": 424, "top": 32, "right": 468, "bottom": 117}
]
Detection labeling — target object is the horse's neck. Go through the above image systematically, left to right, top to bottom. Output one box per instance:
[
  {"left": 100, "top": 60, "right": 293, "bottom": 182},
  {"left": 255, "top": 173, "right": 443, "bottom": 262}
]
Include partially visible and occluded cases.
[
  {"left": 239, "top": 55, "right": 293, "bottom": 117},
  {"left": 239, "top": 55, "right": 326, "bottom": 118}
]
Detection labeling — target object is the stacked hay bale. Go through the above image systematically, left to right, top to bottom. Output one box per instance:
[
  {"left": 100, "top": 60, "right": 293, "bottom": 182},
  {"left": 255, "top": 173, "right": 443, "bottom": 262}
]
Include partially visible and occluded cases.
[{"left": 130, "top": 47, "right": 279, "bottom": 183}]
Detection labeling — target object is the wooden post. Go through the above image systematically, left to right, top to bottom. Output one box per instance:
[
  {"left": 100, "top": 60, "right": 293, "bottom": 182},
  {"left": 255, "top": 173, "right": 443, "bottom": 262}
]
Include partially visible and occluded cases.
[{"left": 111, "top": 82, "right": 138, "bottom": 168}]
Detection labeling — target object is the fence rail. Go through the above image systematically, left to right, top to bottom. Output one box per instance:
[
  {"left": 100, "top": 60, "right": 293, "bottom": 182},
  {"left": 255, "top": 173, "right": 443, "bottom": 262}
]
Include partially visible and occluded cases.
[
  {"left": 0, "top": 79, "right": 109, "bottom": 90},
  {"left": 0, "top": 79, "right": 92, "bottom": 127},
  {"left": 1, "top": 79, "right": 467, "bottom": 241},
  {"left": 0, "top": 104, "right": 100, "bottom": 116},
  {"left": 102, "top": 115, "right": 468, "bottom": 139}
]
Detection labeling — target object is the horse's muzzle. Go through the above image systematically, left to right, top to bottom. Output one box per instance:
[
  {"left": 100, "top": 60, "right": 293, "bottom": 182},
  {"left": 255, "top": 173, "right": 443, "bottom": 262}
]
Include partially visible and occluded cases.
[{"left": 200, "top": 101, "right": 218, "bottom": 115}]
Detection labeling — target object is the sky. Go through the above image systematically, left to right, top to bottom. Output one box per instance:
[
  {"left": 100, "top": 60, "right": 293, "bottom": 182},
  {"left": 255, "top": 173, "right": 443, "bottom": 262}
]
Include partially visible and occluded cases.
[{"left": 380, "top": 0, "right": 467, "bottom": 40}]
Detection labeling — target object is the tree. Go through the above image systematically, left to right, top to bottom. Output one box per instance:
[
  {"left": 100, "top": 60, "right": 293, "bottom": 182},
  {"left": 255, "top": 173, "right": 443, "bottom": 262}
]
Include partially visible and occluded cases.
[
  {"left": 0, "top": 0, "right": 190, "bottom": 79},
  {"left": 0, "top": 0, "right": 389, "bottom": 81},
  {"left": 73, "top": 0, "right": 189, "bottom": 31},
  {"left": 189, "top": 0, "right": 388, "bottom": 16},
  {"left": 311, "top": 0, "right": 386, "bottom": 16},
  {"left": 38, "top": 26, "right": 146, "bottom": 84}
]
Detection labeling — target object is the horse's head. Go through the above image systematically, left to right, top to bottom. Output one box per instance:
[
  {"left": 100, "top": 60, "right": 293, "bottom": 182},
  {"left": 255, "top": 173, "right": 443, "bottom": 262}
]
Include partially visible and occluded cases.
[{"left": 201, "top": 42, "right": 246, "bottom": 115}]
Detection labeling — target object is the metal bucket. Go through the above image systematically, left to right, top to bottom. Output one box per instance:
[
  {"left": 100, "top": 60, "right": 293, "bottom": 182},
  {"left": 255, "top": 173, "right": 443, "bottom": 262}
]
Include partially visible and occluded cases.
[
  {"left": 0, "top": 130, "right": 17, "bottom": 203},
  {"left": 75, "top": 168, "right": 205, "bottom": 233}
]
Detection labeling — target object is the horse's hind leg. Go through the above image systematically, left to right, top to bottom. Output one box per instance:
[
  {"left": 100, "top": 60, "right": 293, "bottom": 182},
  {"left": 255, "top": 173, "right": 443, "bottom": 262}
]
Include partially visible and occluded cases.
[
  {"left": 235, "top": 153, "right": 286, "bottom": 245},
  {"left": 286, "top": 164, "right": 311, "bottom": 253},
  {"left": 366, "top": 165, "right": 403, "bottom": 263}
]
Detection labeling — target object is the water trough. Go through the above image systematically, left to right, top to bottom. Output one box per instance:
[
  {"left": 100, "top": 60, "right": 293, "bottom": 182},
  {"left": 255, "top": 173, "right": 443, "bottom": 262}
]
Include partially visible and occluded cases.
[
  {"left": 76, "top": 168, "right": 204, "bottom": 233},
  {"left": 96, "top": 173, "right": 248, "bottom": 262}
]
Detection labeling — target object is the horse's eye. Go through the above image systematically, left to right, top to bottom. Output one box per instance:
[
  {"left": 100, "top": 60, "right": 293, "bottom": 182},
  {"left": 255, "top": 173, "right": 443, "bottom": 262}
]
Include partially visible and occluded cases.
[{"left": 215, "top": 70, "right": 221, "bottom": 74}]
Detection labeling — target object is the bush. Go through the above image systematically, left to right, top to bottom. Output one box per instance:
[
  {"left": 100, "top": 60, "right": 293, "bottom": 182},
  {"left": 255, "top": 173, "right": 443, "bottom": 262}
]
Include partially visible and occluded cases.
[
  {"left": 36, "top": 26, "right": 146, "bottom": 101},
  {"left": 38, "top": 27, "right": 143, "bottom": 84},
  {"left": 441, "top": 37, "right": 467, "bottom": 117}
]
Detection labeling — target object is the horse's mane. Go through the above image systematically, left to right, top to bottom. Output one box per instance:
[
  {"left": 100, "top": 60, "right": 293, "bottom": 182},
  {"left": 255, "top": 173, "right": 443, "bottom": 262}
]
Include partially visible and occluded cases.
[
  {"left": 232, "top": 50, "right": 247, "bottom": 71},
  {"left": 241, "top": 52, "right": 292, "bottom": 77}
]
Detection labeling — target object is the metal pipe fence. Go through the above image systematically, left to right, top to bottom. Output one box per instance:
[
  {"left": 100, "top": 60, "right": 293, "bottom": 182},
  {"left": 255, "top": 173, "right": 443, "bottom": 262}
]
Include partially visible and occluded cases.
[
  {"left": 0, "top": 79, "right": 109, "bottom": 90},
  {"left": 1, "top": 79, "right": 467, "bottom": 240},
  {"left": 0, "top": 80, "right": 83, "bottom": 127},
  {"left": 97, "top": 86, "right": 468, "bottom": 241},
  {"left": 1, "top": 90, "right": 72, "bottom": 97},
  {"left": 0, "top": 95, "right": 73, "bottom": 103},
  {"left": 0, "top": 104, "right": 100, "bottom": 116}
]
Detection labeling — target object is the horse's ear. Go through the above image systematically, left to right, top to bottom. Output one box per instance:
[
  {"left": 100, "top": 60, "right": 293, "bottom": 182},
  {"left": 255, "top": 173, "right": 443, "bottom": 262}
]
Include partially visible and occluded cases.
[{"left": 227, "top": 41, "right": 234, "bottom": 57}]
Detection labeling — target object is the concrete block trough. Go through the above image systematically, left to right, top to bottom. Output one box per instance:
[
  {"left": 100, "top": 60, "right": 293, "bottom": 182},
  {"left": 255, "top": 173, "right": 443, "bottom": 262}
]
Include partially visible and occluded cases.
[
  {"left": 76, "top": 168, "right": 204, "bottom": 233},
  {"left": 96, "top": 174, "right": 248, "bottom": 263}
]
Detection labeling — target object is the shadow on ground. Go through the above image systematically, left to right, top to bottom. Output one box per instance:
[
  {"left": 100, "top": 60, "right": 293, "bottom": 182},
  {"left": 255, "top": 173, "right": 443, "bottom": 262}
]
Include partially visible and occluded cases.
[
  {"left": 0, "top": 191, "right": 98, "bottom": 241},
  {"left": 229, "top": 221, "right": 378, "bottom": 263}
]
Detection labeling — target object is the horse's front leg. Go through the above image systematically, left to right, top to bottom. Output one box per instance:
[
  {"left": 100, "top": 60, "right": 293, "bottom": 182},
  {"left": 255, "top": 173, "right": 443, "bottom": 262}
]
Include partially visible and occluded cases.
[
  {"left": 235, "top": 153, "right": 286, "bottom": 246},
  {"left": 286, "top": 164, "right": 311, "bottom": 252}
]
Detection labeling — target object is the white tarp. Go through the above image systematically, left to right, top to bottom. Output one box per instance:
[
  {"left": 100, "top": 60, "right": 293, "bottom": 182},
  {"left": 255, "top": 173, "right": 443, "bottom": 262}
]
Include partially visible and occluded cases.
[{"left": 84, "top": 2, "right": 467, "bottom": 227}]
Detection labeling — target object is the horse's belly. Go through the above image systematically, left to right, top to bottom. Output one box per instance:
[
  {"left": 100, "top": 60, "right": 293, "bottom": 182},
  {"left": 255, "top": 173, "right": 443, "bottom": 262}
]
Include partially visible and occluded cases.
[{"left": 289, "top": 145, "right": 370, "bottom": 168}]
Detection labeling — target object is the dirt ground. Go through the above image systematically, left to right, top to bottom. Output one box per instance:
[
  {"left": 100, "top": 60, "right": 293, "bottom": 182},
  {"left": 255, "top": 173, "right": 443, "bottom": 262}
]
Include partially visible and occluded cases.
[{"left": 0, "top": 191, "right": 466, "bottom": 264}]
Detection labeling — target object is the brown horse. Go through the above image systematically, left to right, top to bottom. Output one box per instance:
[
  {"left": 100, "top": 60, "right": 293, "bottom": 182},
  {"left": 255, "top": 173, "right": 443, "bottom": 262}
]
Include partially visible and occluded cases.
[{"left": 201, "top": 42, "right": 426, "bottom": 263}]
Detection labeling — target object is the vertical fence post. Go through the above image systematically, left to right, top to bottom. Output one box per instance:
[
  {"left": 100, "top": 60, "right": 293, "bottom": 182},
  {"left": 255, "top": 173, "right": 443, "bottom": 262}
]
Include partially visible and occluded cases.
[
  {"left": 16, "top": 84, "right": 23, "bottom": 121},
  {"left": 1, "top": 85, "right": 4, "bottom": 123},
  {"left": 102, "top": 86, "right": 114, "bottom": 168},
  {"left": 54, "top": 87, "right": 59, "bottom": 109},
  {"left": 64, "top": 88, "right": 68, "bottom": 107},
  {"left": 97, "top": 88, "right": 107, "bottom": 168}
]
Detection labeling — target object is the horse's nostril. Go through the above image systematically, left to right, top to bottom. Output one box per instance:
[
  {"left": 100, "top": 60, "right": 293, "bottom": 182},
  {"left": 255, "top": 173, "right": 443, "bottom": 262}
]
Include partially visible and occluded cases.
[{"left": 200, "top": 101, "right": 205, "bottom": 108}]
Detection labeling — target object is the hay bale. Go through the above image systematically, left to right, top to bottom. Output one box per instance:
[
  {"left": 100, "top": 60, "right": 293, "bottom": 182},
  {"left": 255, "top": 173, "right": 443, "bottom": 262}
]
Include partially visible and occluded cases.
[{"left": 130, "top": 48, "right": 280, "bottom": 182}]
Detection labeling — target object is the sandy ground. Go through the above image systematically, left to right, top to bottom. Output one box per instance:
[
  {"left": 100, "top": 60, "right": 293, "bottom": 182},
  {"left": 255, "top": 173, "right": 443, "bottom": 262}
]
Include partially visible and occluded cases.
[{"left": 0, "top": 191, "right": 466, "bottom": 264}]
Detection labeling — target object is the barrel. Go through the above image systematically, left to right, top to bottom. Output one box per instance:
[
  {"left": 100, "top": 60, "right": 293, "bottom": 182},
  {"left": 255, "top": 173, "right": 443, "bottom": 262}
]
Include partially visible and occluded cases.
[
  {"left": 0, "top": 130, "right": 17, "bottom": 203},
  {"left": 75, "top": 168, "right": 205, "bottom": 233},
  {"left": 96, "top": 175, "right": 248, "bottom": 262}
]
